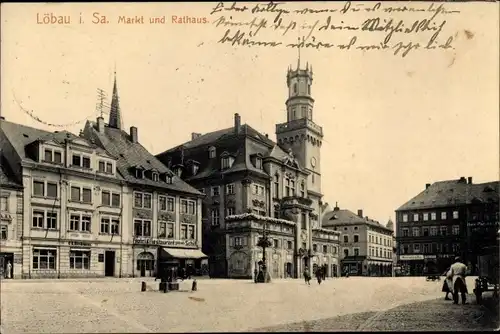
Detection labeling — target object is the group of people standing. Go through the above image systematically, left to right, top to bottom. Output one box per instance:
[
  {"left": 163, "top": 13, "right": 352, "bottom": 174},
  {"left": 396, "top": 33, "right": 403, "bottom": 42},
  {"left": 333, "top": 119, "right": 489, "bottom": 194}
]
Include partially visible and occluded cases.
[
  {"left": 441, "top": 256, "right": 469, "bottom": 305},
  {"left": 303, "top": 266, "right": 327, "bottom": 285}
]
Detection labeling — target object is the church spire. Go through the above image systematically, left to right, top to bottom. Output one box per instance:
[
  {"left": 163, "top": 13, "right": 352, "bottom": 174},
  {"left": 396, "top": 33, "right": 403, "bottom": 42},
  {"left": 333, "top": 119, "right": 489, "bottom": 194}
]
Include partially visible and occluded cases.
[{"left": 109, "top": 70, "right": 123, "bottom": 129}]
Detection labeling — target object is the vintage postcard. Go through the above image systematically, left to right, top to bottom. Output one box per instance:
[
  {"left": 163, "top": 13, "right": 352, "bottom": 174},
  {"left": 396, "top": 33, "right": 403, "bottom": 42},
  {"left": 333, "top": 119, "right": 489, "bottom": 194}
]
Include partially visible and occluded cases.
[{"left": 0, "top": 1, "right": 498, "bottom": 332}]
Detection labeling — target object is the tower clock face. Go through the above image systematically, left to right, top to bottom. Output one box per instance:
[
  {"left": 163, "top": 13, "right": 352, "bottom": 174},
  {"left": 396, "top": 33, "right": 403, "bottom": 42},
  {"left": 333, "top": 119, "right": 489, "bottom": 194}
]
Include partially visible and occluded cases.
[{"left": 310, "top": 157, "right": 317, "bottom": 168}]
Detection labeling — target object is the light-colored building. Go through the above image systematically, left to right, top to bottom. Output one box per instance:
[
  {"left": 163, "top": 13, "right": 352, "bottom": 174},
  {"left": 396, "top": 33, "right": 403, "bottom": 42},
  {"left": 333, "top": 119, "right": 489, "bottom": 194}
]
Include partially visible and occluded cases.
[
  {"left": 156, "top": 62, "right": 341, "bottom": 279},
  {"left": 82, "top": 75, "right": 207, "bottom": 278},
  {"left": 1, "top": 117, "right": 129, "bottom": 278},
  {"left": 0, "top": 151, "right": 23, "bottom": 278},
  {"left": 323, "top": 206, "right": 394, "bottom": 276}
]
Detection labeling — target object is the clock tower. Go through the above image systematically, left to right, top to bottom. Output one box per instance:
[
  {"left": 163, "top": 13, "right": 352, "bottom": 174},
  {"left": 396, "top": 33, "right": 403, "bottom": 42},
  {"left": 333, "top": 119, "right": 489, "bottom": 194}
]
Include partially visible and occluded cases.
[{"left": 275, "top": 60, "right": 324, "bottom": 226}]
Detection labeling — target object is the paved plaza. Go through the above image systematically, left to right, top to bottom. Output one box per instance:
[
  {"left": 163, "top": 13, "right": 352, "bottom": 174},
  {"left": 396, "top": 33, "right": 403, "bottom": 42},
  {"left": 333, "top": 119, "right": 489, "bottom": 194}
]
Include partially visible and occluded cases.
[{"left": 0, "top": 276, "right": 496, "bottom": 333}]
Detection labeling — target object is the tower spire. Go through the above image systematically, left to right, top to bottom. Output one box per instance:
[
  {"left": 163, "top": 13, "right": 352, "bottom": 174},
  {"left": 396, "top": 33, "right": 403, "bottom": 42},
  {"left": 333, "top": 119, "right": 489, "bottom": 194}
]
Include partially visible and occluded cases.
[
  {"left": 297, "top": 37, "right": 301, "bottom": 70},
  {"left": 109, "top": 69, "right": 123, "bottom": 129}
]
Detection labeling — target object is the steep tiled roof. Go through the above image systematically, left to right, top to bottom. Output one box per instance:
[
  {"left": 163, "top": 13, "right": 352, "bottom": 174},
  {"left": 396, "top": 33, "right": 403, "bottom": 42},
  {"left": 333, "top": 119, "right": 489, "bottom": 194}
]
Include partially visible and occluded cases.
[
  {"left": 84, "top": 121, "right": 202, "bottom": 195},
  {"left": 0, "top": 155, "right": 22, "bottom": 189},
  {"left": 396, "top": 179, "right": 499, "bottom": 211},
  {"left": 322, "top": 208, "right": 393, "bottom": 232}
]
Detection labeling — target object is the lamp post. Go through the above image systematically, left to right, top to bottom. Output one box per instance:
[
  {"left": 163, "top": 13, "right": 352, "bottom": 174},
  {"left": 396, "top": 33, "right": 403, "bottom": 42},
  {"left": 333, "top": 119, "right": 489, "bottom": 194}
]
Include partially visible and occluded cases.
[{"left": 256, "top": 221, "right": 272, "bottom": 283}]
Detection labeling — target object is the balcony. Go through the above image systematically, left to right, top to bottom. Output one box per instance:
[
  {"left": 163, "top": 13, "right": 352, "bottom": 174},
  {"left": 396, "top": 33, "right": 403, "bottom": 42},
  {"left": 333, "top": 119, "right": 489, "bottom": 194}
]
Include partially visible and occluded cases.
[
  {"left": 276, "top": 119, "right": 323, "bottom": 136},
  {"left": 281, "top": 196, "right": 313, "bottom": 208}
]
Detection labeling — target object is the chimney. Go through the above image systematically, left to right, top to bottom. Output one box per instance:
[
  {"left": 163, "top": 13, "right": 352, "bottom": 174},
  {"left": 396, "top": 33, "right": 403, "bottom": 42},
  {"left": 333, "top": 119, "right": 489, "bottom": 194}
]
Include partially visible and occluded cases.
[
  {"left": 234, "top": 113, "right": 241, "bottom": 134},
  {"left": 0, "top": 116, "right": 5, "bottom": 120},
  {"left": 97, "top": 116, "right": 105, "bottom": 133},
  {"left": 130, "top": 126, "right": 138, "bottom": 143},
  {"left": 191, "top": 132, "right": 202, "bottom": 140},
  {"left": 265, "top": 134, "right": 269, "bottom": 138},
  {"left": 459, "top": 176, "right": 467, "bottom": 183},
  {"left": 468, "top": 176, "right": 473, "bottom": 184},
  {"left": 426, "top": 183, "right": 431, "bottom": 189},
  {"left": 357, "top": 209, "right": 363, "bottom": 218}
]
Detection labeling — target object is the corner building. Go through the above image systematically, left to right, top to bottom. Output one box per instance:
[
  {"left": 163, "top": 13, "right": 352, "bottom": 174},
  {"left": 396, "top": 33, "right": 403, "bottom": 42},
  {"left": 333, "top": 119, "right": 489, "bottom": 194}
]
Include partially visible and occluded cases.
[{"left": 156, "top": 62, "right": 340, "bottom": 279}]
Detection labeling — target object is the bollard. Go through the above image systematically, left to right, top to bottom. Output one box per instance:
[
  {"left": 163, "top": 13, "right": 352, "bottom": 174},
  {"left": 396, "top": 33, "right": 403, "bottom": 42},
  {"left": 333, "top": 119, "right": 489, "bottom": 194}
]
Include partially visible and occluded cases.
[
  {"left": 192, "top": 279, "right": 197, "bottom": 291},
  {"left": 141, "top": 281, "right": 147, "bottom": 292}
]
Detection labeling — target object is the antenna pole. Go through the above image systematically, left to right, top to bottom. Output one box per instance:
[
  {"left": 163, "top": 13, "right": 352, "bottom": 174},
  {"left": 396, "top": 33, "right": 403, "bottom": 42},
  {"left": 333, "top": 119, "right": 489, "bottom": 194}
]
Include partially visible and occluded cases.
[{"left": 96, "top": 88, "right": 108, "bottom": 118}]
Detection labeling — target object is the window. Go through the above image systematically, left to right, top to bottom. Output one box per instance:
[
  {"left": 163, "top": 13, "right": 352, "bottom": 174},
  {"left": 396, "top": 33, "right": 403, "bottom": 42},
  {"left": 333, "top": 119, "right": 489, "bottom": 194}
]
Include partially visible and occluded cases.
[
  {"left": 293, "top": 83, "right": 298, "bottom": 94},
  {"left": 307, "top": 84, "right": 311, "bottom": 95},
  {"left": 209, "top": 146, "right": 216, "bottom": 159},
  {"left": 43, "top": 148, "right": 62, "bottom": 164},
  {"left": 72, "top": 154, "right": 91, "bottom": 168},
  {"left": 221, "top": 157, "right": 234, "bottom": 169},
  {"left": 255, "top": 157, "right": 262, "bottom": 169},
  {"left": 98, "top": 160, "right": 113, "bottom": 174},
  {"left": 135, "top": 169, "right": 144, "bottom": 179},
  {"left": 152, "top": 172, "right": 159, "bottom": 182},
  {"left": 273, "top": 174, "right": 279, "bottom": 197},
  {"left": 285, "top": 178, "right": 291, "bottom": 197},
  {"left": 33, "top": 180, "right": 58, "bottom": 198},
  {"left": 290, "top": 180, "right": 295, "bottom": 196},
  {"left": 300, "top": 182, "right": 305, "bottom": 197},
  {"left": 226, "top": 183, "right": 234, "bottom": 195},
  {"left": 252, "top": 184, "right": 265, "bottom": 196},
  {"left": 70, "top": 186, "right": 92, "bottom": 203},
  {"left": 211, "top": 186, "right": 220, "bottom": 197},
  {"left": 101, "top": 190, "right": 120, "bottom": 207},
  {"left": 134, "top": 192, "right": 152, "bottom": 209},
  {"left": 159, "top": 196, "right": 175, "bottom": 212},
  {"left": 0, "top": 197, "right": 7, "bottom": 211},
  {"left": 180, "top": 199, "right": 196, "bottom": 215},
  {"left": 227, "top": 207, "right": 235, "bottom": 216},
  {"left": 211, "top": 209, "right": 219, "bottom": 226},
  {"left": 32, "top": 210, "right": 45, "bottom": 228},
  {"left": 46, "top": 211, "right": 58, "bottom": 229},
  {"left": 453, "top": 211, "right": 459, "bottom": 219},
  {"left": 431, "top": 212, "right": 436, "bottom": 220},
  {"left": 441, "top": 212, "right": 447, "bottom": 220},
  {"left": 69, "top": 213, "right": 90, "bottom": 232},
  {"left": 301, "top": 213, "right": 307, "bottom": 229},
  {"left": 413, "top": 213, "right": 419, "bottom": 221},
  {"left": 423, "top": 213, "right": 429, "bottom": 221},
  {"left": 402, "top": 214, "right": 408, "bottom": 222},
  {"left": 100, "top": 217, "right": 110, "bottom": 234},
  {"left": 110, "top": 218, "right": 119, "bottom": 235},
  {"left": 134, "top": 219, "right": 151, "bottom": 237},
  {"left": 158, "top": 222, "right": 174, "bottom": 238},
  {"left": 1, "top": 224, "right": 7, "bottom": 240},
  {"left": 181, "top": 224, "right": 187, "bottom": 239},
  {"left": 187, "top": 225, "right": 195, "bottom": 239},
  {"left": 452, "top": 225, "right": 460, "bottom": 235},
  {"left": 429, "top": 226, "right": 437, "bottom": 236},
  {"left": 440, "top": 226, "right": 447, "bottom": 236},
  {"left": 412, "top": 227, "right": 420, "bottom": 237},
  {"left": 423, "top": 227, "right": 429, "bottom": 236},
  {"left": 343, "top": 235, "right": 349, "bottom": 243},
  {"left": 353, "top": 235, "right": 359, "bottom": 243},
  {"left": 274, "top": 239, "right": 279, "bottom": 248},
  {"left": 287, "top": 240, "right": 293, "bottom": 249},
  {"left": 423, "top": 243, "right": 430, "bottom": 253},
  {"left": 413, "top": 244, "right": 420, "bottom": 253},
  {"left": 323, "top": 245, "right": 328, "bottom": 253},
  {"left": 332, "top": 246, "right": 337, "bottom": 254},
  {"left": 32, "top": 248, "right": 56, "bottom": 270},
  {"left": 354, "top": 248, "right": 359, "bottom": 256},
  {"left": 343, "top": 249, "right": 349, "bottom": 257},
  {"left": 68, "top": 250, "right": 90, "bottom": 270}
]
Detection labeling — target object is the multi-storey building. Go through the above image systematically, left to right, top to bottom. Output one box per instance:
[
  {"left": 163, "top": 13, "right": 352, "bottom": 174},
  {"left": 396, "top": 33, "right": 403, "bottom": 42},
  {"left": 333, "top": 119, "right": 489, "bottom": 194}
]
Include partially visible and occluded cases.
[
  {"left": 156, "top": 62, "right": 340, "bottom": 279},
  {"left": 82, "top": 75, "right": 206, "bottom": 278},
  {"left": 1, "top": 117, "right": 128, "bottom": 278},
  {"left": 0, "top": 150, "right": 23, "bottom": 278},
  {"left": 395, "top": 177, "right": 499, "bottom": 276},
  {"left": 322, "top": 206, "right": 394, "bottom": 276}
]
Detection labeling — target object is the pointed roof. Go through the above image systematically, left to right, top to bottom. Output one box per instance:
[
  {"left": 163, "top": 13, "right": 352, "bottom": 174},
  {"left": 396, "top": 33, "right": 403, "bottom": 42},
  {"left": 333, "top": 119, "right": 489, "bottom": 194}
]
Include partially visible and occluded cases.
[{"left": 109, "top": 72, "right": 122, "bottom": 129}]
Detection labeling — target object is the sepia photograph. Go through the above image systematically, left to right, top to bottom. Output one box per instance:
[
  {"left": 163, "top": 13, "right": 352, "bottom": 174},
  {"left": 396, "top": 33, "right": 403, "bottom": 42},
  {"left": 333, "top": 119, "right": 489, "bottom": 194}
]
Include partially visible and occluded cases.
[{"left": 0, "top": 1, "right": 499, "bottom": 332}]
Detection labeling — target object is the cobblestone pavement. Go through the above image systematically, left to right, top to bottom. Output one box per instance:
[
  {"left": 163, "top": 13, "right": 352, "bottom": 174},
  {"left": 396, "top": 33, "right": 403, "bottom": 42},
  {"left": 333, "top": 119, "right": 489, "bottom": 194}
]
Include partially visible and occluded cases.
[{"left": 0, "top": 276, "right": 490, "bottom": 333}]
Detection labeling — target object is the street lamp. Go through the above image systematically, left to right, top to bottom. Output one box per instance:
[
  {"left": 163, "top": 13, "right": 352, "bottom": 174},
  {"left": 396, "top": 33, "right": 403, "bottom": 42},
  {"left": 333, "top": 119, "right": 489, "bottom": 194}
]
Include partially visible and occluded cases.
[{"left": 256, "top": 221, "right": 272, "bottom": 283}]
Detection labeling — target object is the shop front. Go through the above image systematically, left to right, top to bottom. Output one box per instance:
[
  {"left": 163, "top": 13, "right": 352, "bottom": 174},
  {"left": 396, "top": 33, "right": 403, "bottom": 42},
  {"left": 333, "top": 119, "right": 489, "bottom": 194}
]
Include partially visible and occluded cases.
[
  {"left": 399, "top": 254, "right": 425, "bottom": 276},
  {"left": 341, "top": 256, "right": 366, "bottom": 276}
]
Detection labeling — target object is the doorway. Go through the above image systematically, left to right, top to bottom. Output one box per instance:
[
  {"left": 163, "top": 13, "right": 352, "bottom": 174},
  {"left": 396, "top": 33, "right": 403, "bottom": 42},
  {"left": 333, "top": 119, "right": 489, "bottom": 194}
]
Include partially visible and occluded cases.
[
  {"left": 104, "top": 251, "right": 115, "bottom": 277},
  {"left": 0, "top": 253, "right": 14, "bottom": 279},
  {"left": 285, "top": 262, "right": 292, "bottom": 278}
]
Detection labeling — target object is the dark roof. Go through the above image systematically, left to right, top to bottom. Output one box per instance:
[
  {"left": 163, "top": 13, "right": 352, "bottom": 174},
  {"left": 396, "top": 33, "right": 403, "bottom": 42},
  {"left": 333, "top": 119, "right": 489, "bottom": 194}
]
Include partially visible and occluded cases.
[
  {"left": 84, "top": 121, "right": 202, "bottom": 196},
  {"left": 156, "top": 123, "right": 304, "bottom": 182},
  {"left": 0, "top": 155, "right": 22, "bottom": 189},
  {"left": 396, "top": 179, "right": 499, "bottom": 211},
  {"left": 322, "top": 208, "right": 393, "bottom": 233}
]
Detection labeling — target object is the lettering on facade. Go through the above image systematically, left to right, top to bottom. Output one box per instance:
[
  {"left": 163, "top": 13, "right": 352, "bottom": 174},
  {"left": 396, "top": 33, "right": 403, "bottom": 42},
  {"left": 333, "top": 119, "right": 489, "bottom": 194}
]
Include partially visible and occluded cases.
[
  {"left": 133, "top": 238, "right": 197, "bottom": 247},
  {"left": 68, "top": 241, "right": 92, "bottom": 247},
  {"left": 400, "top": 254, "right": 424, "bottom": 261}
]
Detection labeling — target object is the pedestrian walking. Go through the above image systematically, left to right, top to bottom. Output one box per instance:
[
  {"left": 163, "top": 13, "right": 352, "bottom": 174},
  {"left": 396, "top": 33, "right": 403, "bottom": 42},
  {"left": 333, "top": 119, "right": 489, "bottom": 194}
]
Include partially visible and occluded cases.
[
  {"left": 450, "top": 257, "right": 469, "bottom": 305},
  {"left": 6, "top": 261, "right": 12, "bottom": 279},
  {"left": 303, "top": 266, "right": 311, "bottom": 285},
  {"left": 315, "top": 267, "right": 322, "bottom": 285},
  {"left": 441, "top": 267, "right": 453, "bottom": 300}
]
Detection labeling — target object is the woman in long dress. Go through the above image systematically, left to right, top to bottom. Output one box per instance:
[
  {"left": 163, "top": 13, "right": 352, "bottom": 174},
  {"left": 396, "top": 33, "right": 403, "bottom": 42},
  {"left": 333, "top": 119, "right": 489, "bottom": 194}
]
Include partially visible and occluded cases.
[{"left": 441, "top": 267, "right": 453, "bottom": 300}]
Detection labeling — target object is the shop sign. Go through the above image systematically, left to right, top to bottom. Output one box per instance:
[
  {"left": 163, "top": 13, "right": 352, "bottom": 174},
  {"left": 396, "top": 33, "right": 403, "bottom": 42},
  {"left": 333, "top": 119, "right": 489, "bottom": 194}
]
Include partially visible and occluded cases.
[
  {"left": 133, "top": 238, "right": 197, "bottom": 247},
  {"left": 68, "top": 241, "right": 92, "bottom": 247},
  {"left": 400, "top": 254, "right": 424, "bottom": 261},
  {"left": 424, "top": 255, "right": 437, "bottom": 259}
]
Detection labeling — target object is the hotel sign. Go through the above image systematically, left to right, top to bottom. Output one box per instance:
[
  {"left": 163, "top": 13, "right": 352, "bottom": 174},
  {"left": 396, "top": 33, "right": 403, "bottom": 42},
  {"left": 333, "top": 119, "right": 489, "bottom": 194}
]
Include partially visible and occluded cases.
[
  {"left": 133, "top": 238, "right": 197, "bottom": 247},
  {"left": 400, "top": 255, "right": 424, "bottom": 261}
]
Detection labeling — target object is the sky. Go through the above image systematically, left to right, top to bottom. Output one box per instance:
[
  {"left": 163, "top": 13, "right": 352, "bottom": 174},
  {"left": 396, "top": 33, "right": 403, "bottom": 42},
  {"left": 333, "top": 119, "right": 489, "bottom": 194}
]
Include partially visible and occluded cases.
[{"left": 1, "top": 2, "right": 498, "bottom": 226}]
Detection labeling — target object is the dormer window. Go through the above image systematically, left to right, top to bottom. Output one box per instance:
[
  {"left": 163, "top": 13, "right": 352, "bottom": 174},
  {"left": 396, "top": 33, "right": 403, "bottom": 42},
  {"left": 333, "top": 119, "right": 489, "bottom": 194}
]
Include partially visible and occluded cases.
[
  {"left": 208, "top": 146, "right": 216, "bottom": 159},
  {"left": 43, "top": 148, "right": 63, "bottom": 164},
  {"left": 72, "top": 153, "right": 91, "bottom": 169},
  {"left": 221, "top": 156, "right": 235, "bottom": 169},
  {"left": 255, "top": 157, "right": 262, "bottom": 169},
  {"left": 98, "top": 160, "right": 113, "bottom": 174},
  {"left": 176, "top": 167, "right": 182, "bottom": 178},
  {"left": 135, "top": 168, "right": 144, "bottom": 179},
  {"left": 152, "top": 172, "right": 159, "bottom": 182},
  {"left": 164, "top": 174, "right": 173, "bottom": 184}
]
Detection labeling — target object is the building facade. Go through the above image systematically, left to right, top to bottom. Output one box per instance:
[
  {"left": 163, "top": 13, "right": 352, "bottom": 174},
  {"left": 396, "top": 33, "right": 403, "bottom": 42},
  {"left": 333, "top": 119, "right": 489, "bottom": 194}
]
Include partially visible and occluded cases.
[
  {"left": 156, "top": 62, "right": 340, "bottom": 279},
  {"left": 82, "top": 76, "right": 207, "bottom": 278},
  {"left": 1, "top": 118, "right": 129, "bottom": 278},
  {"left": 0, "top": 152, "right": 23, "bottom": 278},
  {"left": 395, "top": 177, "right": 499, "bottom": 276},
  {"left": 322, "top": 206, "right": 394, "bottom": 276}
]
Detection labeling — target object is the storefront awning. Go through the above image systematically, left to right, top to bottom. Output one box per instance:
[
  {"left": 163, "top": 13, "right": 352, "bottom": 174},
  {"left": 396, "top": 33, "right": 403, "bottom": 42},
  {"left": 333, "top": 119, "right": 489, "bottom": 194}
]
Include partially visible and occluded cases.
[{"left": 160, "top": 247, "right": 208, "bottom": 259}]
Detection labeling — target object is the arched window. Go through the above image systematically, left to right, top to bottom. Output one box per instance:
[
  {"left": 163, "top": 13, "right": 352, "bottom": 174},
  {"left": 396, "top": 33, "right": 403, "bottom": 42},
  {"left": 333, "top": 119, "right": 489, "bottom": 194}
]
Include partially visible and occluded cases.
[
  {"left": 293, "top": 83, "right": 298, "bottom": 94},
  {"left": 273, "top": 174, "right": 279, "bottom": 198}
]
